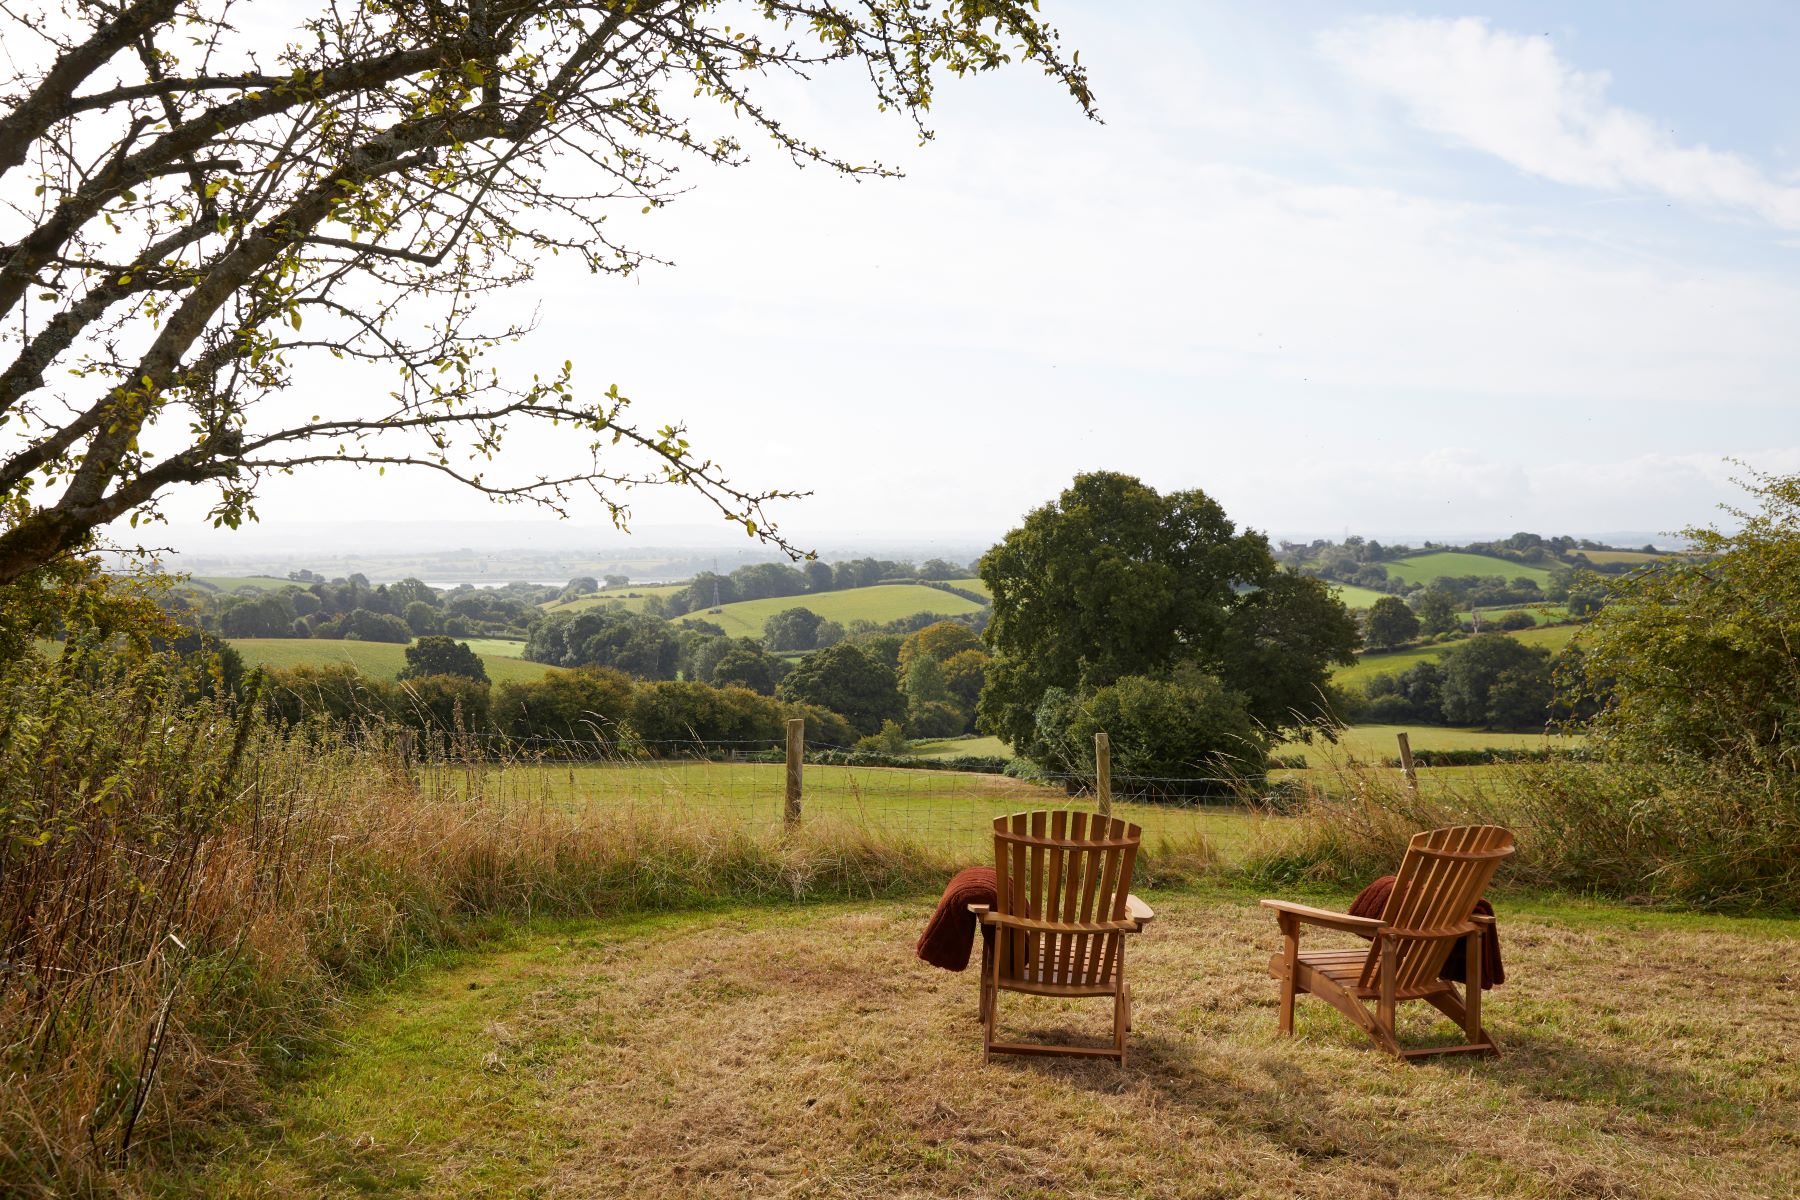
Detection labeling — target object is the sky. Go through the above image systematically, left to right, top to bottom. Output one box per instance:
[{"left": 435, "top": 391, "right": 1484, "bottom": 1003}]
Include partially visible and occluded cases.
[{"left": 141, "top": 1, "right": 1800, "bottom": 554}]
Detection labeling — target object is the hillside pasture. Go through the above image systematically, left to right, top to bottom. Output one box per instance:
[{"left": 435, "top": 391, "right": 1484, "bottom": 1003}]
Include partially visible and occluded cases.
[
  {"left": 1573, "top": 549, "right": 1669, "bottom": 566},
  {"left": 1381, "top": 551, "right": 1557, "bottom": 587},
  {"left": 176, "top": 574, "right": 298, "bottom": 594},
  {"left": 946, "top": 576, "right": 990, "bottom": 598},
  {"left": 539, "top": 582, "right": 689, "bottom": 614},
  {"left": 674, "top": 582, "right": 986, "bottom": 639},
  {"left": 1326, "top": 582, "right": 1390, "bottom": 609},
  {"left": 1333, "top": 623, "right": 1581, "bottom": 688},
  {"left": 229, "top": 638, "right": 562, "bottom": 685},
  {"left": 1277, "top": 723, "right": 1581, "bottom": 766},
  {"left": 909, "top": 734, "right": 1012, "bottom": 760}
]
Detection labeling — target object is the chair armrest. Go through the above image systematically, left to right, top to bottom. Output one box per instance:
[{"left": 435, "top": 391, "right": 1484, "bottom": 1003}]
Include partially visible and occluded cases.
[
  {"left": 1125, "top": 895, "right": 1155, "bottom": 926},
  {"left": 1259, "top": 898, "right": 1384, "bottom": 935},
  {"left": 979, "top": 911, "right": 1139, "bottom": 935},
  {"left": 1472, "top": 912, "right": 1496, "bottom": 929}
]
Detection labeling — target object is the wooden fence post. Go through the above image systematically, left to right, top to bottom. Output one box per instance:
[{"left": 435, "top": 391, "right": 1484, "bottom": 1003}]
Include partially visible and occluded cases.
[
  {"left": 785, "top": 718, "right": 804, "bottom": 829},
  {"left": 1094, "top": 731, "right": 1112, "bottom": 819},
  {"left": 1396, "top": 731, "right": 1419, "bottom": 795}
]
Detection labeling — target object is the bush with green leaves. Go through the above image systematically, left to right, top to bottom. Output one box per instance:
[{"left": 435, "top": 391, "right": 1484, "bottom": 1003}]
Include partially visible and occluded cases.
[{"left": 399, "top": 636, "right": 489, "bottom": 683}]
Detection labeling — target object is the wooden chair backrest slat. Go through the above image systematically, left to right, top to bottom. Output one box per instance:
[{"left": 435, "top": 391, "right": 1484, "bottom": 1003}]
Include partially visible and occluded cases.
[
  {"left": 992, "top": 810, "right": 1142, "bottom": 990},
  {"left": 1361, "top": 825, "right": 1514, "bottom": 992}
]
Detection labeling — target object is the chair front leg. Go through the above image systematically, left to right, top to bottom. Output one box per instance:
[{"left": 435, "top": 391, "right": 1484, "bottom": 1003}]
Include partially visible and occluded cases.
[
  {"left": 1278, "top": 913, "right": 1299, "bottom": 1035},
  {"left": 1464, "top": 927, "right": 1483, "bottom": 1043},
  {"left": 1376, "top": 931, "right": 1397, "bottom": 1040}
]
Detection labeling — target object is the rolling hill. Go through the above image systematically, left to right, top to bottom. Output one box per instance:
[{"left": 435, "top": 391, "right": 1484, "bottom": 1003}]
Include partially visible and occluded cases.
[
  {"left": 1380, "top": 551, "right": 1558, "bottom": 587},
  {"left": 540, "top": 582, "right": 689, "bottom": 614},
  {"left": 676, "top": 583, "right": 986, "bottom": 639},
  {"left": 1328, "top": 583, "right": 1392, "bottom": 609},
  {"left": 1334, "top": 624, "right": 1580, "bottom": 688}
]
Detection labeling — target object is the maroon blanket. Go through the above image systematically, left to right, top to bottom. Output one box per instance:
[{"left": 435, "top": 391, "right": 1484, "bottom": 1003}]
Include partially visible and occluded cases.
[
  {"left": 916, "top": 867, "right": 997, "bottom": 971},
  {"left": 1350, "top": 874, "right": 1504, "bottom": 988}
]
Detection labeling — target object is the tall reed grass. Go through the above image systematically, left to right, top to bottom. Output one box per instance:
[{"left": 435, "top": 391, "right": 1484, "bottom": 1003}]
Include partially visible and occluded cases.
[{"left": 0, "top": 648, "right": 959, "bottom": 1197}]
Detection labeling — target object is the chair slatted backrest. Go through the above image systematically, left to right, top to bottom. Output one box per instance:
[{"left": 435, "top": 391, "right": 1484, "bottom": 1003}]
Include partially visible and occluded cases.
[
  {"left": 992, "top": 811, "right": 1142, "bottom": 989},
  {"left": 1361, "top": 825, "right": 1515, "bottom": 992}
]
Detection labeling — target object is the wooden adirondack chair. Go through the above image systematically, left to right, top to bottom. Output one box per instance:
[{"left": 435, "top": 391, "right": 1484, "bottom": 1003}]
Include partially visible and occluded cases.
[
  {"left": 978, "top": 811, "right": 1146, "bottom": 1064},
  {"left": 1262, "top": 825, "right": 1515, "bottom": 1060}
]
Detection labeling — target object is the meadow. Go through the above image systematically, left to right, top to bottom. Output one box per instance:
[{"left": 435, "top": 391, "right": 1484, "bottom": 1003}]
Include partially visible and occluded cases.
[
  {"left": 1574, "top": 549, "right": 1668, "bottom": 565},
  {"left": 1380, "top": 550, "right": 1558, "bottom": 587},
  {"left": 179, "top": 574, "right": 301, "bottom": 593},
  {"left": 539, "top": 581, "right": 690, "bottom": 614},
  {"left": 1324, "top": 581, "right": 1390, "bottom": 609},
  {"left": 674, "top": 582, "right": 987, "bottom": 638},
  {"left": 1332, "top": 623, "right": 1580, "bottom": 688},
  {"left": 228, "top": 637, "right": 562, "bottom": 685},
  {"left": 1274, "top": 723, "right": 1580, "bottom": 766},
  {"left": 909, "top": 734, "right": 1012, "bottom": 759}
]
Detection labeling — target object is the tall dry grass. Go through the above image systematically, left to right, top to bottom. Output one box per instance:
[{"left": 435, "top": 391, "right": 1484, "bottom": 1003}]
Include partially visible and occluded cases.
[{"left": 0, "top": 647, "right": 959, "bottom": 1197}]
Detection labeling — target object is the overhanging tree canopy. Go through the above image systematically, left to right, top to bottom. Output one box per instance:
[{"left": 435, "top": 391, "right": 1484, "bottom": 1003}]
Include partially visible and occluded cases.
[{"left": 0, "top": 0, "right": 1092, "bottom": 583}]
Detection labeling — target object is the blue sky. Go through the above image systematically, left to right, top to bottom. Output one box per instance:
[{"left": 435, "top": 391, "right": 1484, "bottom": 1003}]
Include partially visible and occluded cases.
[{"left": 158, "top": 2, "right": 1800, "bottom": 551}]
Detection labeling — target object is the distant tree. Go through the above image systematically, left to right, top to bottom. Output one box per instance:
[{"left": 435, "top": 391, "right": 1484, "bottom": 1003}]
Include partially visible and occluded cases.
[
  {"left": 978, "top": 473, "right": 1358, "bottom": 754},
  {"left": 919, "top": 558, "right": 963, "bottom": 580},
  {"left": 804, "top": 561, "right": 836, "bottom": 593},
  {"left": 603, "top": 574, "right": 630, "bottom": 589},
  {"left": 388, "top": 578, "right": 437, "bottom": 609},
  {"left": 1415, "top": 588, "right": 1459, "bottom": 636},
  {"left": 217, "top": 590, "right": 297, "bottom": 638},
  {"left": 1365, "top": 596, "right": 1421, "bottom": 649},
  {"left": 403, "top": 601, "right": 443, "bottom": 637},
  {"left": 321, "top": 607, "right": 412, "bottom": 643},
  {"left": 762, "top": 607, "right": 824, "bottom": 652},
  {"left": 525, "top": 608, "right": 678, "bottom": 678},
  {"left": 1494, "top": 610, "right": 1536, "bottom": 632},
  {"left": 814, "top": 619, "right": 847, "bottom": 648},
  {"left": 897, "top": 620, "right": 983, "bottom": 672},
  {"left": 399, "top": 636, "right": 489, "bottom": 683},
  {"left": 1438, "top": 636, "right": 1553, "bottom": 728},
  {"left": 777, "top": 643, "right": 906, "bottom": 736},
  {"left": 711, "top": 645, "right": 786, "bottom": 696},
  {"left": 940, "top": 649, "right": 990, "bottom": 722},
  {"left": 903, "top": 654, "right": 952, "bottom": 709},
  {"left": 1035, "top": 672, "right": 1267, "bottom": 780},
  {"left": 858, "top": 719, "right": 912, "bottom": 755}
]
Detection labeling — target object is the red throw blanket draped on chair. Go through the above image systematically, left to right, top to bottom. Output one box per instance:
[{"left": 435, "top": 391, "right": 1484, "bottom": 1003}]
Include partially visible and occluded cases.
[
  {"left": 916, "top": 867, "right": 997, "bottom": 971},
  {"left": 1349, "top": 874, "right": 1504, "bottom": 988}
]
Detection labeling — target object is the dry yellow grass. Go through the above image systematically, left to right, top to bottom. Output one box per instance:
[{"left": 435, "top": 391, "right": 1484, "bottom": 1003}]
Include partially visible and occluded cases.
[{"left": 173, "top": 892, "right": 1800, "bottom": 1199}]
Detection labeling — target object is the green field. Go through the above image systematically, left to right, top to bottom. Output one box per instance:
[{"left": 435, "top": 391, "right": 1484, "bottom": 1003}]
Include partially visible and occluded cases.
[
  {"left": 1572, "top": 549, "right": 1668, "bottom": 566},
  {"left": 1381, "top": 551, "right": 1557, "bottom": 587},
  {"left": 177, "top": 574, "right": 298, "bottom": 594},
  {"left": 946, "top": 576, "right": 990, "bottom": 598},
  {"left": 539, "top": 582, "right": 689, "bottom": 614},
  {"left": 1327, "top": 582, "right": 1391, "bottom": 609},
  {"left": 675, "top": 583, "right": 986, "bottom": 639},
  {"left": 1458, "top": 603, "right": 1571, "bottom": 626},
  {"left": 1334, "top": 623, "right": 1581, "bottom": 688},
  {"left": 229, "top": 638, "right": 561, "bottom": 685},
  {"left": 1277, "top": 723, "right": 1581, "bottom": 765},
  {"left": 909, "top": 734, "right": 1012, "bottom": 760},
  {"left": 452, "top": 759, "right": 1259, "bottom": 860}
]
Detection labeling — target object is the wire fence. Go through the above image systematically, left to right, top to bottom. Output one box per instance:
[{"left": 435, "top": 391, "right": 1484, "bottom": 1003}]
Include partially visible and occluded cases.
[{"left": 407, "top": 731, "right": 1272, "bottom": 863}]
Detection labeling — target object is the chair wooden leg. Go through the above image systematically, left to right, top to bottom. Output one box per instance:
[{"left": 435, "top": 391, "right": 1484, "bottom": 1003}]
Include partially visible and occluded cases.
[
  {"left": 1278, "top": 915, "right": 1298, "bottom": 1036},
  {"left": 1464, "top": 929, "right": 1483, "bottom": 1043},
  {"left": 1376, "top": 932, "right": 1397, "bottom": 1047},
  {"left": 1114, "top": 984, "right": 1128, "bottom": 1065}
]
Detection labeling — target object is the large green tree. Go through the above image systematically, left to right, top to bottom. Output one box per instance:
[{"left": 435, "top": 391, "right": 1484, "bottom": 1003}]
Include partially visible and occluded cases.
[
  {"left": 0, "top": 1, "right": 1092, "bottom": 584},
  {"left": 978, "top": 472, "right": 1360, "bottom": 751},
  {"left": 1364, "top": 595, "right": 1421, "bottom": 649},
  {"left": 776, "top": 642, "right": 904, "bottom": 737}
]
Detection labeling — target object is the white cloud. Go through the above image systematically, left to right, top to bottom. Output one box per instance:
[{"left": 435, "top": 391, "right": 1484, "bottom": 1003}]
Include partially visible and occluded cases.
[{"left": 1318, "top": 16, "right": 1800, "bottom": 229}]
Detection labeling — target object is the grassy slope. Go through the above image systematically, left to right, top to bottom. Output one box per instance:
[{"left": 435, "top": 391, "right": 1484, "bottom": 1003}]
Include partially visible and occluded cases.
[
  {"left": 1576, "top": 549, "right": 1667, "bottom": 565},
  {"left": 1382, "top": 551, "right": 1557, "bottom": 587},
  {"left": 177, "top": 575, "right": 298, "bottom": 594},
  {"left": 946, "top": 576, "right": 990, "bottom": 598},
  {"left": 539, "top": 582, "right": 689, "bottom": 614},
  {"left": 1326, "top": 582, "right": 1390, "bottom": 609},
  {"left": 675, "top": 583, "right": 985, "bottom": 639},
  {"left": 1334, "top": 624, "right": 1580, "bottom": 688},
  {"left": 229, "top": 638, "right": 561, "bottom": 685},
  {"left": 1276, "top": 723, "right": 1582, "bottom": 766},
  {"left": 908, "top": 735, "right": 1012, "bottom": 760},
  {"left": 168, "top": 893, "right": 1800, "bottom": 1199}
]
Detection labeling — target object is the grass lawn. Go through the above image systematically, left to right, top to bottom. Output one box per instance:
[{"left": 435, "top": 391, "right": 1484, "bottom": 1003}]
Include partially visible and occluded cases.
[
  {"left": 1382, "top": 551, "right": 1557, "bottom": 588},
  {"left": 1326, "top": 582, "right": 1390, "bottom": 609},
  {"left": 674, "top": 583, "right": 986, "bottom": 639},
  {"left": 1334, "top": 624, "right": 1582, "bottom": 688},
  {"left": 230, "top": 638, "right": 562, "bottom": 686},
  {"left": 909, "top": 734, "right": 1013, "bottom": 760},
  {"left": 443, "top": 760, "right": 1259, "bottom": 862},
  {"left": 165, "top": 891, "right": 1800, "bottom": 1199}
]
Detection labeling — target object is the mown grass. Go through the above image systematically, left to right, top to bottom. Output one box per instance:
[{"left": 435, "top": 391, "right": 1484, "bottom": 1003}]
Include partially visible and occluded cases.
[
  {"left": 1381, "top": 551, "right": 1558, "bottom": 587},
  {"left": 672, "top": 583, "right": 987, "bottom": 639},
  {"left": 1332, "top": 624, "right": 1581, "bottom": 688},
  {"left": 228, "top": 637, "right": 562, "bottom": 685},
  {"left": 160, "top": 890, "right": 1800, "bottom": 1199}
]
